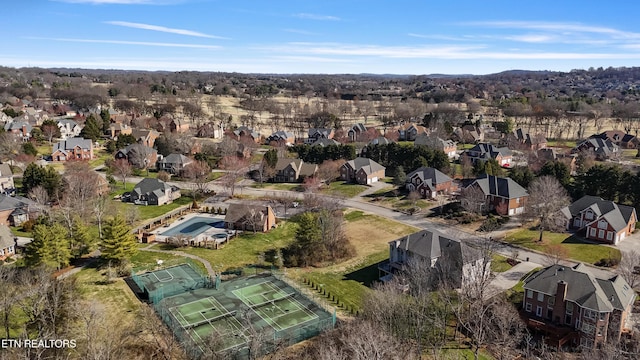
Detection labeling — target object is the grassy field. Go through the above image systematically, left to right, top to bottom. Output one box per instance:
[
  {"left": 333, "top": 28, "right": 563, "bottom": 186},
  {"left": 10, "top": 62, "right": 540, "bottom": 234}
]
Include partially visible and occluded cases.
[
  {"left": 546, "top": 139, "right": 577, "bottom": 148},
  {"left": 320, "top": 181, "right": 368, "bottom": 198},
  {"left": 251, "top": 183, "right": 303, "bottom": 191},
  {"left": 112, "top": 196, "right": 193, "bottom": 222},
  {"left": 179, "top": 220, "right": 297, "bottom": 272},
  {"left": 504, "top": 228, "right": 621, "bottom": 265},
  {"left": 490, "top": 254, "right": 514, "bottom": 273}
]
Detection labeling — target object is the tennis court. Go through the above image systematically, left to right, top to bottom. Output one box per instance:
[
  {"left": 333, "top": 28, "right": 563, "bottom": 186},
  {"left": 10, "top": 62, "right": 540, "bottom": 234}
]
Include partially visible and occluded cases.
[
  {"left": 131, "top": 263, "right": 210, "bottom": 303},
  {"left": 149, "top": 273, "right": 335, "bottom": 358},
  {"left": 233, "top": 281, "right": 319, "bottom": 332},
  {"left": 167, "top": 296, "right": 249, "bottom": 352}
]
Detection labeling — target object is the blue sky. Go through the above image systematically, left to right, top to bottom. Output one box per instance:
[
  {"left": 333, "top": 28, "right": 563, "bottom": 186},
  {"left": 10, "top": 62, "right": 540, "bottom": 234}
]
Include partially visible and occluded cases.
[{"left": 5, "top": 0, "right": 640, "bottom": 74}]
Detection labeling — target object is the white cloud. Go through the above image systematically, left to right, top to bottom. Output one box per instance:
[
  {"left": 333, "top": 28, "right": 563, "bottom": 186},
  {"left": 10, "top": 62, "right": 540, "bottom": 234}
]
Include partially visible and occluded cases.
[
  {"left": 293, "top": 13, "right": 340, "bottom": 21},
  {"left": 105, "top": 21, "right": 228, "bottom": 39},
  {"left": 467, "top": 21, "right": 640, "bottom": 39},
  {"left": 283, "top": 28, "right": 318, "bottom": 36},
  {"left": 407, "top": 33, "right": 468, "bottom": 41},
  {"left": 503, "top": 34, "right": 555, "bottom": 43},
  {"left": 32, "top": 37, "right": 221, "bottom": 49}
]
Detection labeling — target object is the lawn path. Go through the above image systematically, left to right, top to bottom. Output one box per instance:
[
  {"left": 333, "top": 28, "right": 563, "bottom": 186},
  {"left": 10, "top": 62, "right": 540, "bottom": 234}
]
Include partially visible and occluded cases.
[{"left": 141, "top": 245, "right": 215, "bottom": 277}]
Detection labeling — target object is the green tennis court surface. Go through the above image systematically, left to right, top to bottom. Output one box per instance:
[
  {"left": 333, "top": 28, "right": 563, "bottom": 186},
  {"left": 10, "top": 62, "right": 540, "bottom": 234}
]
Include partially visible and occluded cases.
[
  {"left": 131, "top": 263, "right": 210, "bottom": 303},
  {"left": 148, "top": 273, "right": 334, "bottom": 358}
]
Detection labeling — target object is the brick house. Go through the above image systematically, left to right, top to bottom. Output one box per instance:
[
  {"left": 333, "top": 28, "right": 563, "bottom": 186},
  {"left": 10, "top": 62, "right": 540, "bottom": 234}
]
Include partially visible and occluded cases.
[
  {"left": 4, "top": 121, "right": 32, "bottom": 141},
  {"left": 108, "top": 123, "right": 132, "bottom": 139},
  {"left": 347, "top": 123, "right": 367, "bottom": 142},
  {"left": 397, "top": 123, "right": 427, "bottom": 141},
  {"left": 231, "top": 126, "right": 261, "bottom": 143},
  {"left": 306, "top": 128, "right": 335, "bottom": 144},
  {"left": 508, "top": 128, "right": 548, "bottom": 150},
  {"left": 132, "top": 129, "right": 159, "bottom": 148},
  {"left": 592, "top": 130, "right": 640, "bottom": 149},
  {"left": 266, "top": 131, "right": 295, "bottom": 146},
  {"left": 414, "top": 133, "right": 457, "bottom": 159},
  {"left": 51, "top": 137, "right": 94, "bottom": 161},
  {"left": 572, "top": 138, "right": 619, "bottom": 160},
  {"left": 462, "top": 143, "right": 513, "bottom": 167},
  {"left": 114, "top": 144, "right": 158, "bottom": 169},
  {"left": 156, "top": 154, "right": 193, "bottom": 175},
  {"left": 340, "top": 157, "right": 385, "bottom": 185},
  {"left": 273, "top": 158, "right": 317, "bottom": 182},
  {"left": 405, "top": 167, "right": 456, "bottom": 199},
  {"left": 465, "top": 175, "right": 528, "bottom": 216},
  {"left": 129, "top": 178, "right": 181, "bottom": 206},
  {"left": 0, "top": 195, "right": 36, "bottom": 226},
  {"left": 559, "top": 195, "right": 636, "bottom": 245},
  {"left": 224, "top": 204, "right": 276, "bottom": 232},
  {"left": 0, "top": 225, "right": 16, "bottom": 260},
  {"left": 522, "top": 263, "right": 636, "bottom": 349}
]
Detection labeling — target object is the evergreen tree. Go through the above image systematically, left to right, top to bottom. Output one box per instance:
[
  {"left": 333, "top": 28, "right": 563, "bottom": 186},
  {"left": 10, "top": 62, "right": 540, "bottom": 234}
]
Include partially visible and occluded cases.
[
  {"left": 99, "top": 109, "right": 111, "bottom": 133},
  {"left": 80, "top": 114, "right": 102, "bottom": 141},
  {"left": 22, "top": 142, "right": 37, "bottom": 156},
  {"left": 263, "top": 149, "right": 279, "bottom": 168},
  {"left": 538, "top": 160, "right": 571, "bottom": 187},
  {"left": 22, "top": 162, "right": 45, "bottom": 194},
  {"left": 509, "top": 165, "right": 535, "bottom": 188},
  {"left": 42, "top": 166, "right": 62, "bottom": 198},
  {"left": 393, "top": 166, "right": 407, "bottom": 186},
  {"left": 292, "top": 212, "right": 322, "bottom": 267},
  {"left": 101, "top": 215, "right": 138, "bottom": 263},
  {"left": 70, "top": 217, "right": 94, "bottom": 258},
  {"left": 25, "top": 223, "right": 71, "bottom": 270}
]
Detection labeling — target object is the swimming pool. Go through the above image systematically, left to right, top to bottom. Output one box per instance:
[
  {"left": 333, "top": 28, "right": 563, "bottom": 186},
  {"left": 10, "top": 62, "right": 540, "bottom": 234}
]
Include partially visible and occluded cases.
[{"left": 161, "top": 216, "right": 224, "bottom": 237}]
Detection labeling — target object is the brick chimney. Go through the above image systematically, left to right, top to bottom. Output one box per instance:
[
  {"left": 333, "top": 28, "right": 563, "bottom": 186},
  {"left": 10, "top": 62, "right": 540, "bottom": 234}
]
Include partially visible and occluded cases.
[{"left": 552, "top": 280, "right": 568, "bottom": 324}]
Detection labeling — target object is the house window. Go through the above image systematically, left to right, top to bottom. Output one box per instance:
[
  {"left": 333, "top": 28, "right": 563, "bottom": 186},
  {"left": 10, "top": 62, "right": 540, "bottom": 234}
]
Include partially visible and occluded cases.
[
  {"left": 516, "top": 198, "right": 520, "bottom": 204},
  {"left": 585, "top": 211, "right": 593, "bottom": 220},
  {"left": 598, "top": 220, "right": 607, "bottom": 229},
  {"left": 589, "top": 228, "right": 596, "bottom": 237},
  {"left": 598, "top": 229, "right": 605, "bottom": 239},
  {"left": 606, "top": 232, "right": 613, "bottom": 241},
  {"left": 526, "top": 290, "right": 533, "bottom": 299},
  {"left": 537, "top": 292, "right": 544, "bottom": 301},
  {"left": 548, "top": 297, "right": 555, "bottom": 306},
  {"left": 566, "top": 302, "right": 573, "bottom": 314},
  {"left": 525, "top": 303, "right": 532, "bottom": 312},
  {"left": 536, "top": 306, "right": 543, "bottom": 317},
  {"left": 547, "top": 308, "right": 553, "bottom": 320},
  {"left": 585, "top": 309, "right": 597, "bottom": 320},
  {"left": 599, "top": 312, "right": 606, "bottom": 321},
  {"left": 582, "top": 323, "right": 595, "bottom": 334},
  {"left": 597, "top": 327, "right": 603, "bottom": 337}
]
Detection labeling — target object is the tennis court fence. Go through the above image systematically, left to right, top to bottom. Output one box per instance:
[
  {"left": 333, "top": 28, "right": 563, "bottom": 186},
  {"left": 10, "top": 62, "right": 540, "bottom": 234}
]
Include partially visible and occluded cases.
[{"left": 131, "top": 259, "right": 213, "bottom": 304}]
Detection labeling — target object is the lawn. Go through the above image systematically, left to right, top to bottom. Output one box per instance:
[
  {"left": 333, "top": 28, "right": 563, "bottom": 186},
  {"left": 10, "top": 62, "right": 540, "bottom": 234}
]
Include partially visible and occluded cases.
[
  {"left": 546, "top": 139, "right": 577, "bottom": 148},
  {"left": 89, "top": 149, "right": 112, "bottom": 168},
  {"left": 209, "top": 171, "right": 226, "bottom": 181},
  {"left": 320, "top": 181, "right": 368, "bottom": 198},
  {"left": 251, "top": 183, "right": 303, "bottom": 191},
  {"left": 113, "top": 196, "right": 193, "bottom": 222},
  {"left": 343, "top": 210, "right": 418, "bottom": 257},
  {"left": 180, "top": 220, "right": 297, "bottom": 272},
  {"left": 504, "top": 228, "right": 621, "bottom": 265},
  {"left": 490, "top": 254, "right": 514, "bottom": 273}
]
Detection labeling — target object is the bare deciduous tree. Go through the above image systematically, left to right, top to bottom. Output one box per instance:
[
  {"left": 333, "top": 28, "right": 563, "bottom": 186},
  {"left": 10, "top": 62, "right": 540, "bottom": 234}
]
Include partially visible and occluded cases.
[
  {"left": 219, "top": 155, "right": 248, "bottom": 197},
  {"left": 109, "top": 158, "right": 132, "bottom": 189},
  {"left": 183, "top": 160, "right": 211, "bottom": 199},
  {"left": 527, "top": 176, "right": 570, "bottom": 242},
  {"left": 617, "top": 250, "right": 640, "bottom": 290}
]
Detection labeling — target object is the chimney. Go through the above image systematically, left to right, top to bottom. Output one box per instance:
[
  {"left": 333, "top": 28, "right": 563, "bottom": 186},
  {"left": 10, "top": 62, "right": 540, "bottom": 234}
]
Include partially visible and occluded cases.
[{"left": 552, "top": 280, "right": 568, "bottom": 323}]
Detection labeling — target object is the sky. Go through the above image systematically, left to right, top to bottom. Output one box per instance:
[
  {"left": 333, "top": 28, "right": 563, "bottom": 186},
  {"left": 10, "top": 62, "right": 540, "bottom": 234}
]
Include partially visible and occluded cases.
[{"left": 5, "top": 0, "right": 640, "bottom": 75}]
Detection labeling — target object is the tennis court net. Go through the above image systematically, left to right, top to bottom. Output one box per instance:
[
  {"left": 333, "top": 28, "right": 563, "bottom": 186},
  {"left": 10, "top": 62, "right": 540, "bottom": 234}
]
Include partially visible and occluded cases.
[
  {"left": 246, "top": 292, "right": 295, "bottom": 310},
  {"left": 181, "top": 310, "right": 238, "bottom": 330}
]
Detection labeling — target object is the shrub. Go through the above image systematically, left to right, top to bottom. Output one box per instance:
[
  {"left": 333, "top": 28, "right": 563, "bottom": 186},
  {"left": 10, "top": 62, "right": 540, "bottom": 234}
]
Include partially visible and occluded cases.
[
  {"left": 21, "top": 219, "right": 36, "bottom": 232},
  {"left": 596, "top": 257, "right": 620, "bottom": 267}
]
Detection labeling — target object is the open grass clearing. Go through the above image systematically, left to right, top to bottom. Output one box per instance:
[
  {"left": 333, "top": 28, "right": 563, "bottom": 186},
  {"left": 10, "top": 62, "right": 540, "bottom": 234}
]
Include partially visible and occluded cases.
[
  {"left": 320, "top": 181, "right": 367, "bottom": 198},
  {"left": 251, "top": 183, "right": 303, "bottom": 192},
  {"left": 112, "top": 196, "right": 193, "bottom": 223},
  {"left": 343, "top": 210, "right": 418, "bottom": 258},
  {"left": 179, "top": 220, "right": 297, "bottom": 272},
  {"left": 504, "top": 228, "right": 621, "bottom": 265},
  {"left": 490, "top": 254, "right": 514, "bottom": 273}
]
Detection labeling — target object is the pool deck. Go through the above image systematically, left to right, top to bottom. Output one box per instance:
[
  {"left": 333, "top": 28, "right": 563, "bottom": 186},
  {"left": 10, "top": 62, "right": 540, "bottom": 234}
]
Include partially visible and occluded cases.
[{"left": 152, "top": 213, "right": 229, "bottom": 245}]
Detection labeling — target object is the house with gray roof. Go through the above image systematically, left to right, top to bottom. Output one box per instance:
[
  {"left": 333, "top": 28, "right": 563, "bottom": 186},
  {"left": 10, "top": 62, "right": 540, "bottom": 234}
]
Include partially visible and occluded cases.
[
  {"left": 56, "top": 119, "right": 82, "bottom": 140},
  {"left": 4, "top": 121, "right": 32, "bottom": 140},
  {"left": 347, "top": 123, "right": 367, "bottom": 142},
  {"left": 231, "top": 126, "right": 261, "bottom": 144},
  {"left": 306, "top": 128, "right": 334, "bottom": 144},
  {"left": 265, "top": 131, "right": 295, "bottom": 146},
  {"left": 415, "top": 133, "right": 458, "bottom": 159},
  {"left": 367, "top": 136, "right": 393, "bottom": 146},
  {"left": 51, "top": 137, "right": 93, "bottom": 161},
  {"left": 310, "top": 137, "right": 340, "bottom": 147},
  {"left": 572, "top": 137, "right": 619, "bottom": 160},
  {"left": 462, "top": 142, "right": 513, "bottom": 167},
  {"left": 115, "top": 143, "right": 158, "bottom": 169},
  {"left": 156, "top": 154, "right": 193, "bottom": 175},
  {"left": 340, "top": 157, "right": 385, "bottom": 185},
  {"left": 273, "top": 158, "right": 317, "bottom": 182},
  {"left": 0, "top": 164, "right": 14, "bottom": 195},
  {"left": 405, "top": 167, "right": 456, "bottom": 199},
  {"left": 466, "top": 175, "right": 528, "bottom": 215},
  {"left": 129, "top": 178, "right": 180, "bottom": 206},
  {"left": 0, "top": 194, "right": 36, "bottom": 226},
  {"left": 559, "top": 195, "right": 636, "bottom": 245},
  {"left": 0, "top": 224, "right": 15, "bottom": 260},
  {"left": 378, "top": 229, "right": 488, "bottom": 289},
  {"left": 522, "top": 263, "right": 636, "bottom": 349}
]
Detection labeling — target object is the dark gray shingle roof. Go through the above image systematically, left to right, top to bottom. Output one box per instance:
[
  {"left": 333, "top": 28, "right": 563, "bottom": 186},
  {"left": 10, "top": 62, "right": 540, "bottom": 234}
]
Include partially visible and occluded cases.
[{"left": 471, "top": 175, "right": 528, "bottom": 199}]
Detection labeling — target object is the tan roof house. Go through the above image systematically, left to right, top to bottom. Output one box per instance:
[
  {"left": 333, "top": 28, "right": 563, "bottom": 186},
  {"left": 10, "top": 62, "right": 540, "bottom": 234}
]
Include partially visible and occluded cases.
[
  {"left": 340, "top": 157, "right": 385, "bottom": 185},
  {"left": 273, "top": 158, "right": 318, "bottom": 182},
  {"left": 224, "top": 204, "right": 276, "bottom": 233}
]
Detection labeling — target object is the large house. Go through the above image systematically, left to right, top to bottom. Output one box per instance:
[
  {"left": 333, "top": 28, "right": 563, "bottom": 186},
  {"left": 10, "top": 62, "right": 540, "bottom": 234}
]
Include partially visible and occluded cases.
[
  {"left": 56, "top": 119, "right": 82, "bottom": 140},
  {"left": 4, "top": 121, "right": 32, "bottom": 140},
  {"left": 196, "top": 122, "right": 224, "bottom": 139},
  {"left": 108, "top": 123, "right": 132, "bottom": 139},
  {"left": 347, "top": 123, "right": 367, "bottom": 142},
  {"left": 397, "top": 123, "right": 427, "bottom": 141},
  {"left": 452, "top": 125, "right": 484, "bottom": 143},
  {"left": 231, "top": 126, "right": 261, "bottom": 143},
  {"left": 306, "top": 128, "right": 334, "bottom": 144},
  {"left": 508, "top": 128, "right": 547, "bottom": 150},
  {"left": 132, "top": 129, "right": 159, "bottom": 148},
  {"left": 591, "top": 130, "right": 640, "bottom": 149},
  {"left": 266, "top": 131, "right": 295, "bottom": 146},
  {"left": 414, "top": 134, "right": 457, "bottom": 159},
  {"left": 367, "top": 136, "right": 393, "bottom": 146},
  {"left": 51, "top": 137, "right": 94, "bottom": 161},
  {"left": 311, "top": 137, "right": 340, "bottom": 147},
  {"left": 572, "top": 138, "right": 619, "bottom": 160},
  {"left": 462, "top": 143, "right": 513, "bottom": 167},
  {"left": 115, "top": 144, "right": 158, "bottom": 169},
  {"left": 156, "top": 154, "right": 193, "bottom": 175},
  {"left": 340, "top": 157, "right": 386, "bottom": 185},
  {"left": 273, "top": 158, "right": 317, "bottom": 182},
  {"left": 0, "top": 164, "right": 15, "bottom": 195},
  {"left": 405, "top": 167, "right": 456, "bottom": 199},
  {"left": 465, "top": 175, "right": 528, "bottom": 215},
  {"left": 129, "top": 178, "right": 180, "bottom": 206},
  {"left": 0, "top": 195, "right": 35, "bottom": 226},
  {"left": 559, "top": 196, "right": 636, "bottom": 245},
  {"left": 224, "top": 204, "right": 276, "bottom": 232},
  {"left": 0, "top": 225, "right": 15, "bottom": 260},
  {"left": 378, "top": 229, "right": 488, "bottom": 289},
  {"left": 522, "top": 263, "right": 636, "bottom": 349}
]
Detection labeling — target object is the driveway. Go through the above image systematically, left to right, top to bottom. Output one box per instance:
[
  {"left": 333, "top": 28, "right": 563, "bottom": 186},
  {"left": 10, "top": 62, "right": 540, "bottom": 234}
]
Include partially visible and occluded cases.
[
  {"left": 608, "top": 230, "right": 640, "bottom": 257},
  {"left": 486, "top": 261, "right": 540, "bottom": 299}
]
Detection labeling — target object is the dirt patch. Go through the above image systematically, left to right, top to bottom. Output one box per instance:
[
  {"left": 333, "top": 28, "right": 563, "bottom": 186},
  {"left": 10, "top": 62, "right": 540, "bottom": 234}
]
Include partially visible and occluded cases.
[{"left": 344, "top": 213, "right": 418, "bottom": 258}]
